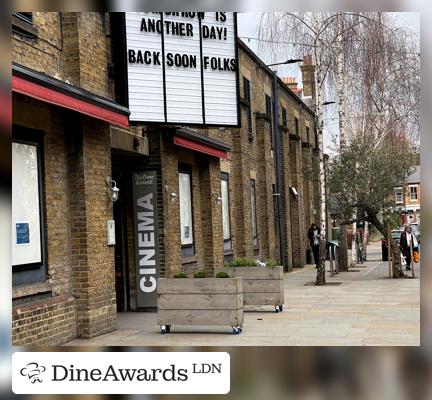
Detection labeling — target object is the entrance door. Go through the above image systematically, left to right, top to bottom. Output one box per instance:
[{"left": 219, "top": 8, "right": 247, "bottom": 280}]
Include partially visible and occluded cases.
[{"left": 112, "top": 167, "right": 130, "bottom": 312}]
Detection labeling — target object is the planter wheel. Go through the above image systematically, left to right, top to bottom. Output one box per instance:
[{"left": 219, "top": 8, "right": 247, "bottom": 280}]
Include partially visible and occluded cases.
[
  {"left": 275, "top": 304, "right": 283, "bottom": 313},
  {"left": 160, "top": 325, "right": 169, "bottom": 334},
  {"left": 232, "top": 326, "right": 242, "bottom": 335}
]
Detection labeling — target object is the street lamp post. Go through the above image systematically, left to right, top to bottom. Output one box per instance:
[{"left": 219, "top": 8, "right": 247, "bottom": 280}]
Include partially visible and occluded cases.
[{"left": 257, "top": 59, "right": 303, "bottom": 270}]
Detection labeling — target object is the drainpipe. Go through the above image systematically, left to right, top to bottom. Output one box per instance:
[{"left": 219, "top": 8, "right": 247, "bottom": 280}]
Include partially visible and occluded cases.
[{"left": 272, "top": 71, "right": 286, "bottom": 270}]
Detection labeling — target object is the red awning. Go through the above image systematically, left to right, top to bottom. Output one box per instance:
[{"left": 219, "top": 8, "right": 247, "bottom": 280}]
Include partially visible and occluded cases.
[
  {"left": 12, "top": 75, "right": 129, "bottom": 128},
  {"left": 173, "top": 134, "right": 228, "bottom": 159}
]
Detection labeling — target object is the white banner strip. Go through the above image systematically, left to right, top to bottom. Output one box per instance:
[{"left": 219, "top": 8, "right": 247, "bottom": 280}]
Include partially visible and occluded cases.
[{"left": 12, "top": 352, "right": 230, "bottom": 394}]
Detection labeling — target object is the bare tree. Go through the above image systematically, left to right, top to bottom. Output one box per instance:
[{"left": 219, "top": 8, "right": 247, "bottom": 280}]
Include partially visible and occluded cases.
[{"left": 259, "top": 12, "right": 419, "bottom": 279}]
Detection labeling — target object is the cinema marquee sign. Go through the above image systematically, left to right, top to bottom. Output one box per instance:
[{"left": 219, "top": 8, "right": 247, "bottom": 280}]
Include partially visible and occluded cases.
[{"left": 125, "top": 12, "right": 239, "bottom": 126}]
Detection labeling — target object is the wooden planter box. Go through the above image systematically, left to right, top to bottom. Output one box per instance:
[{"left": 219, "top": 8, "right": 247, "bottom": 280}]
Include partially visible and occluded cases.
[
  {"left": 215, "top": 266, "right": 284, "bottom": 312},
  {"left": 157, "top": 278, "right": 244, "bottom": 334}
]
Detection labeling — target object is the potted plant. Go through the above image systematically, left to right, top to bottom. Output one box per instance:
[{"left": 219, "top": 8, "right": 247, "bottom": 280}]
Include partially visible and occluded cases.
[
  {"left": 215, "top": 258, "right": 284, "bottom": 312},
  {"left": 157, "top": 270, "right": 244, "bottom": 334}
]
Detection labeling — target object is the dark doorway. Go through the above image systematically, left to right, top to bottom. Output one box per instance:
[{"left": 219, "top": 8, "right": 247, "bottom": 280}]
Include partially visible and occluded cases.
[{"left": 112, "top": 159, "right": 131, "bottom": 312}]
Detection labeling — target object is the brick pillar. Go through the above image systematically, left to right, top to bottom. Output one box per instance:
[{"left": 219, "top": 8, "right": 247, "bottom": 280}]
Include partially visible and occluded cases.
[
  {"left": 62, "top": 12, "right": 109, "bottom": 97},
  {"left": 62, "top": 13, "right": 80, "bottom": 86},
  {"left": 66, "top": 114, "right": 116, "bottom": 338},
  {"left": 255, "top": 117, "right": 276, "bottom": 261},
  {"left": 231, "top": 123, "right": 253, "bottom": 259},
  {"left": 280, "top": 129, "right": 293, "bottom": 270},
  {"left": 289, "top": 137, "right": 306, "bottom": 268},
  {"left": 160, "top": 139, "right": 182, "bottom": 277},
  {"left": 302, "top": 144, "right": 315, "bottom": 227},
  {"left": 312, "top": 149, "right": 320, "bottom": 226},
  {"left": 199, "top": 157, "right": 224, "bottom": 274}
]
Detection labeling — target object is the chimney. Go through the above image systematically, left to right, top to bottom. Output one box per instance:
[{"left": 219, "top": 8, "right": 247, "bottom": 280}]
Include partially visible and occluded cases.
[
  {"left": 300, "top": 55, "right": 316, "bottom": 105},
  {"left": 281, "top": 77, "right": 303, "bottom": 98}
]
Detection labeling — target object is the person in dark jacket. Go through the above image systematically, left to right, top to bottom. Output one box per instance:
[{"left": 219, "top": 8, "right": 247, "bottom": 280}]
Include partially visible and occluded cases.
[
  {"left": 308, "top": 223, "right": 321, "bottom": 268},
  {"left": 399, "top": 225, "right": 419, "bottom": 271}
]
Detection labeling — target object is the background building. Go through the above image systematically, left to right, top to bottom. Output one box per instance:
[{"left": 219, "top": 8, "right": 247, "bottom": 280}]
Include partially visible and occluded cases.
[{"left": 395, "top": 165, "right": 420, "bottom": 225}]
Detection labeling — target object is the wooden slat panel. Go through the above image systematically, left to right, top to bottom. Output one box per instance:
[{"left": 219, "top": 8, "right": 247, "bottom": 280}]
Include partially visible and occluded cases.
[
  {"left": 217, "top": 266, "right": 283, "bottom": 279},
  {"left": 158, "top": 278, "right": 242, "bottom": 294},
  {"left": 242, "top": 279, "right": 282, "bottom": 293},
  {"left": 244, "top": 292, "right": 284, "bottom": 306},
  {"left": 158, "top": 293, "right": 242, "bottom": 310},
  {"left": 157, "top": 309, "right": 244, "bottom": 326}
]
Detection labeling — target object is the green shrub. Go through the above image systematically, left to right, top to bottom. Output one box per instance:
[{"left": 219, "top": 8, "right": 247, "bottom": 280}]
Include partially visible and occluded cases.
[
  {"left": 229, "top": 257, "right": 257, "bottom": 267},
  {"left": 265, "top": 259, "right": 279, "bottom": 267},
  {"left": 193, "top": 270, "right": 207, "bottom": 278},
  {"left": 216, "top": 271, "right": 230, "bottom": 278},
  {"left": 174, "top": 272, "right": 187, "bottom": 278}
]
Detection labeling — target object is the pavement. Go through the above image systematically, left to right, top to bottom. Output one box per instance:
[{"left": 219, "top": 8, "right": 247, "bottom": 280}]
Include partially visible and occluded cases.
[{"left": 66, "top": 242, "right": 420, "bottom": 347}]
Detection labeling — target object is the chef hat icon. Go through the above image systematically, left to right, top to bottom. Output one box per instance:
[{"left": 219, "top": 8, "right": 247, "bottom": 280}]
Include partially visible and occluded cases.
[{"left": 20, "top": 362, "right": 46, "bottom": 383}]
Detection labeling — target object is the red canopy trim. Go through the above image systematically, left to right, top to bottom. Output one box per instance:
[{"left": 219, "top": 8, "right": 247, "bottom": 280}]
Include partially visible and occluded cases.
[
  {"left": 12, "top": 75, "right": 129, "bottom": 128},
  {"left": 173, "top": 134, "right": 228, "bottom": 159}
]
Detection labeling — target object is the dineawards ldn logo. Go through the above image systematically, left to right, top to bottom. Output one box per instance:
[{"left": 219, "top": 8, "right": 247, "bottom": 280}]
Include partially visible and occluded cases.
[
  {"left": 12, "top": 352, "right": 230, "bottom": 394},
  {"left": 20, "top": 362, "right": 47, "bottom": 384}
]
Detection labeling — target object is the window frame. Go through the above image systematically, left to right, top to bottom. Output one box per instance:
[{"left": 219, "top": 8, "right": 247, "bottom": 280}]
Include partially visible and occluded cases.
[
  {"left": 12, "top": 12, "right": 37, "bottom": 37},
  {"left": 243, "top": 76, "right": 253, "bottom": 141},
  {"left": 265, "top": 94, "right": 273, "bottom": 148},
  {"left": 281, "top": 107, "right": 287, "bottom": 127},
  {"left": 295, "top": 117, "right": 300, "bottom": 137},
  {"left": 12, "top": 126, "right": 47, "bottom": 287},
  {"left": 178, "top": 164, "right": 195, "bottom": 258},
  {"left": 221, "top": 172, "right": 232, "bottom": 252},
  {"left": 409, "top": 185, "right": 418, "bottom": 201},
  {"left": 394, "top": 187, "right": 404, "bottom": 204}
]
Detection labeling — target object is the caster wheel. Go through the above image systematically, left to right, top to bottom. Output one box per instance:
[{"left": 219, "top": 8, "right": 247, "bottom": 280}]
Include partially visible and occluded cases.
[
  {"left": 279, "top": 305, "right": 283, "bottom": 312},
  {"left": 275, "top": 306, "right": 280, "bottom": 313},
  {"left": 160, "top": 325, "right": 167, "bottom": 334},
  {"left": 166, "top": 325, "right": 171, "bottom": 333},
  {"left": 232, "top": 326, "right": 241, "bottom": 335}
]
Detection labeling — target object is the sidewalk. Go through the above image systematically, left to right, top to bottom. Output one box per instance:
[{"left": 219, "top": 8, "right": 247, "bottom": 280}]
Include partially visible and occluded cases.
[{"left": 66, "top": 243, "right": 420, "bottom": 346}]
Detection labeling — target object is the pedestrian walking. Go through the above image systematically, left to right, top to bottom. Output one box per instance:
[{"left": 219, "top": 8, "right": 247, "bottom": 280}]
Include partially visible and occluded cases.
[
  {"left": 308, "top": 223, "right": 321, "bottom": 268},
  {"left": 399, "top": 225, "right": 419, "bottom": 271}
]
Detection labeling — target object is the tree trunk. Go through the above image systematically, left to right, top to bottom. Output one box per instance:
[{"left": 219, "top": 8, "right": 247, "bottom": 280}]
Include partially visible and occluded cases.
[
  {"left": 313, "top": 12, "right": 327, "bottom": 286},
  {"left": 336, "top": 14, "right": 349, "bottom": 273},
  {"left": 367, "top": 213, "right": 404, "bottom": 278},
  {"left": 338, "top": 224, "right": 349, "bottom": 271},
  {"left": 315, "top": 240, "right": 326, "bottom": 285}
]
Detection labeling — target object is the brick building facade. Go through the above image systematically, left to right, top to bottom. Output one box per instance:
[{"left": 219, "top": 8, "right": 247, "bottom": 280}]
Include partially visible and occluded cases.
[{"left": 12, "top": 12, "right": 319, "bottom": 345}]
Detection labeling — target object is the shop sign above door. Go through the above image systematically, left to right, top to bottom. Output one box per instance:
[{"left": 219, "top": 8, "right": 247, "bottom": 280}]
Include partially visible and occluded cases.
[{"left": 125, "top": 12, "right": 239, "bottom": 126}]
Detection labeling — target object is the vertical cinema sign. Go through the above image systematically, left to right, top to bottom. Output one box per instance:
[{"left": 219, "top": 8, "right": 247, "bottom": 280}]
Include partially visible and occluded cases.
[
  {"left": 125, "top": 12, "right": 239, "bottom": 126},
  {"left": 132, "top": 171, "right": 159, "bottom": 307}
]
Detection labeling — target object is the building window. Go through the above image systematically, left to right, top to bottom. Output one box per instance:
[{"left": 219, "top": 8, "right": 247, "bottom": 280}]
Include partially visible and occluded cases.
[
  {"left": 12, "top": 12, "right": 37, "bottom": 36},
  {"left": 13, "top": 12, "right": 33, "bottom": 23},
  {"left": 243, "top": 77, "right": 253, "bottom": 141},
  {"left": 265, "top": 94, "right": 273, "bottom": 147},
  {"left": 282, "top": 107, "right": 287, "bottom": 127},
  {"left": 295, "top": 117, "right": 299, "bottom": 136},
  {"left": 306, "top": 126, "right": 310, "bottom": 143},
  {"left": 12, "top": 128, "right": 46, "bottom": 286},
  {"left": 179, "top": 165, "right": 194, "bottom": 258},
  {"left": 221, "top": 173, "right": 232, "bottom": 251},
  {"left": 251, "top": 179, "right": 258, "bottom": 247},
  {"left": 410, "top": 186, "right": 418, "bottom": 201},
  {"left": 395, "top": 187, "right": 403, "bottom": 204}
]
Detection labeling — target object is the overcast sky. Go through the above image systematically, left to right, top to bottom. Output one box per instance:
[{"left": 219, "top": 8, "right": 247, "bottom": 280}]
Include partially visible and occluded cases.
[{"left": 236, "top": 12, "right": 420, "bottom": 152}]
